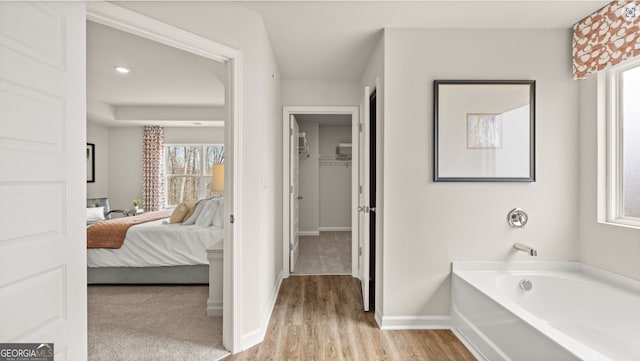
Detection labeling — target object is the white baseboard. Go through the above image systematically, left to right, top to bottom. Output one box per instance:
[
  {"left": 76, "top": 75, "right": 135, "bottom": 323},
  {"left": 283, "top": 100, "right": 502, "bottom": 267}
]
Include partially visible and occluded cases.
[
  {"left": 318, "top": 227, "right": 352, "bottom": 232},
  {"left": 299, "top": 231, "right": 319, "bottom": 236},
  {"left": 240, "top": 270, "right": 284, "bottom": 350},
  {"left": 207, "top": 299, "right": 223, "bottom": 317},
  {"left": 375, "top": 310, "right": 383, "bottom": 328},
  {"left": 379, "top": 315, "right": 451, "bottom": 330}
]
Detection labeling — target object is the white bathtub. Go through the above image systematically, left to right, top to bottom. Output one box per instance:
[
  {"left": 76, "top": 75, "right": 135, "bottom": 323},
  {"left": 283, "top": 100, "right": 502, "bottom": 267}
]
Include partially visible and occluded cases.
[{"left": 451, "top": 262, "right": 640, "bottom": 361}]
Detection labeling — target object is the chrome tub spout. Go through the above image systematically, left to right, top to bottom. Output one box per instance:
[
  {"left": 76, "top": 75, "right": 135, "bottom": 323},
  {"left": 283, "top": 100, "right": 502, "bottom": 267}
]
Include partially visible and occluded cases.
[{"left": 514, "top": 242, "right": 537, "bottom": 256}]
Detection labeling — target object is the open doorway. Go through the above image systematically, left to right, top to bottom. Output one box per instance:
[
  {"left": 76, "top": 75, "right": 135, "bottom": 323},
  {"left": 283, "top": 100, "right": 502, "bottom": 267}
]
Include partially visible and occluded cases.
[
  {"left": 86, "top": 2, "right": 242, "bottom": 354},
  {"left": 282, "top": 106, "right": 360, "bottom": 279},
  {"left": 291, "top": 114, "right": 353, "bottom": 275}
]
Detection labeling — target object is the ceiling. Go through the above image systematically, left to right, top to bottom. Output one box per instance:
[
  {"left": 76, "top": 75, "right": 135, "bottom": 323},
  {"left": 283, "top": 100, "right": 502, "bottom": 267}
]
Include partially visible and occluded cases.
[
  {"left": 88, "top": 0, "right": 608, "bottom": 125},
  {"left": 240, "top": 0, "right": 609, "bottom": 80},
  {"left": 87, "top": 21, "right": 226, "bottom": 126}
]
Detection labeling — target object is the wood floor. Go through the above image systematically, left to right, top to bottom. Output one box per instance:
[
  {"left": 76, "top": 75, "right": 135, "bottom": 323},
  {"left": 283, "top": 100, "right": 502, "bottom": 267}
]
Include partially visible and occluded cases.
[
  {"left": 293, "top": 231, "right": 351, "bottom": 275},
  {"left": 224, "top": 276, "right": 475, "bottom": 361}
]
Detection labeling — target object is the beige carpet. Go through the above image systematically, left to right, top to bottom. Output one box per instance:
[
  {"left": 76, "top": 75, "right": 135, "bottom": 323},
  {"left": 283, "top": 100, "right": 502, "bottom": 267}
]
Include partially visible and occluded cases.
[
  {"left": 293, "top": 231, "right": 351, "bottom": 275},
  {"left": 88, "top": 285, "right": 229, "bottom": 361}
]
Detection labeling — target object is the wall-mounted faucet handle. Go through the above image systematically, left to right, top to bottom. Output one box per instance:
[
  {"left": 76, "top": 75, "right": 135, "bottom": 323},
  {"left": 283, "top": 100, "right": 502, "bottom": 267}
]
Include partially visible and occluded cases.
[{"left": 508, "top": 208, "right": 528, "bottom": 229}]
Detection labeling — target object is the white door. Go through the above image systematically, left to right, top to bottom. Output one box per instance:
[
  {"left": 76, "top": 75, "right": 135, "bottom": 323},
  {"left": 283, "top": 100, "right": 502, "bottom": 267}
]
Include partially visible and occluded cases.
[
  {"left": 0, "top": 1, "right": 87, "bottom": 359},
  {"left": 359, "top": 87, "right": 371, "bottom": 311},
  {"left": 289, "top": 115, "right": 300, "bottom": 272}
]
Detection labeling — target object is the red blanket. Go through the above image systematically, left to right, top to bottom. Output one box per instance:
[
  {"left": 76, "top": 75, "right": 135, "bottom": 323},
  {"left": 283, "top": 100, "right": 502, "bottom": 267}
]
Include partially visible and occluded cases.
[{"left": 87, "top": 209, "right": 173, "bottom": 249}]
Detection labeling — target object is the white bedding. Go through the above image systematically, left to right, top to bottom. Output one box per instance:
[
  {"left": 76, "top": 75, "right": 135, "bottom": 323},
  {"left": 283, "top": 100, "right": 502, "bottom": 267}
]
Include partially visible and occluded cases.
[{"left": 87, "top": 218, "right": 224, "bottom": 268}]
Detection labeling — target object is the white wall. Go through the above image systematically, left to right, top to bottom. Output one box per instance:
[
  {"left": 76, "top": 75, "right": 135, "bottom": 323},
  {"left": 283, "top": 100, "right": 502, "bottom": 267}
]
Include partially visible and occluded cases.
[
  {"left": 113, "top": 2, "right": 284, "bottom": 349},
  {"left": 383, "top": 29, "right": 579, "bottom": 319},
  {"left": 578, "top": 75, "right": 640, "bottom": 280},
  {"left": 283, "top": 80, "right": 360, "bottom": 106},
  {"left": 87, "top": 121, "right": 109, "bottom": 198},
  {"left": 298, "top": 121, "right": 319, "bottom": 234},
  {"left": 319, "top": 125, "right": 352, "bottom": 229},
  {"left": 107, "top": 126, "right": 143, "bottom": 211},
  {"left": 165, "top": 126, "right": 224, "bottom": 144}
]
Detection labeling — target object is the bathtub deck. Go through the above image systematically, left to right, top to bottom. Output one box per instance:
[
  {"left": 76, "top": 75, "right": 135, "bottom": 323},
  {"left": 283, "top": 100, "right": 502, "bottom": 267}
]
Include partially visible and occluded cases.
[{"left": 225, "top": 275, "right": 475, "bottom": 361}]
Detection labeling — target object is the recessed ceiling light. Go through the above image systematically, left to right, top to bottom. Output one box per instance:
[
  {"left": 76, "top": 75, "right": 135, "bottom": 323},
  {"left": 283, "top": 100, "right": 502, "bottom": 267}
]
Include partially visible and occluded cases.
[{"left": 114, "top": 66, "right": 130, "bottom": 74}]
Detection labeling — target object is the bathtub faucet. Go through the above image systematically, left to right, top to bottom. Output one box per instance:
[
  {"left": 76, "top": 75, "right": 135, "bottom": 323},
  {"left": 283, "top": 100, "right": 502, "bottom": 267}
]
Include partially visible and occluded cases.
[{"left": 514, "top": 242, "right": 537, "bottom": 256}]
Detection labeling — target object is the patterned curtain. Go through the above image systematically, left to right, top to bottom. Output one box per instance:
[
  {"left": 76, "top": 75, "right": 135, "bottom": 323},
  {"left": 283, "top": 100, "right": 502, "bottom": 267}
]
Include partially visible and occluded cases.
[
  {"left": 573, "top": 1, "right": 640, "bottom": 80},
  {"left": 142, "top": 126, "right": 165, "bottom": 211}
]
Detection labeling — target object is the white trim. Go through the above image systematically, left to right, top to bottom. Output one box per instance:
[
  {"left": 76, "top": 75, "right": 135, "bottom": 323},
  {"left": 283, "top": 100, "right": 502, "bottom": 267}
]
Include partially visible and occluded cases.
[
  {"left": 86, "top": 1, "right": 237, "bottom": 62},
  {"left": 86, "top": 2, "right": 243, "bottom": 353},
  {"left": 227, "top": 53, "right": 243, "bottom": 353},
  {"left": 599, "top": 58, "right": 640, "bottom": 229},
  {"left": 282, "top": 106, "right": 359, "bottom": 280},
  {"left": 318, "top": 227, "right": 352, "bottom": 232},
  {"left": 299, "top": 231, "right": 320, "bottom": 236},
  {"left": 240, "top": 270, "right": 283, "bottom": 350},
  {"left": 375, "top": 310, "right": 383, "bottom": 328},
  {"left": 379, "top": 315, "right": 451, "bottom": 330}
]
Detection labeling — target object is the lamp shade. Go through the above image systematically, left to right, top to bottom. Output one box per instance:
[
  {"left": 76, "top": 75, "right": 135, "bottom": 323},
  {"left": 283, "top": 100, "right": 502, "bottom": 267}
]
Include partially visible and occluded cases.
[{"left": 211, "top": 164, "right": 224, "bottom": 193}]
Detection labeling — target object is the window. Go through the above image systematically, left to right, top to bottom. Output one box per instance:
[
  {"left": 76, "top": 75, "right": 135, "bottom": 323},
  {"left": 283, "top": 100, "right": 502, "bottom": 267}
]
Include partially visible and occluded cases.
[
  {"left": 604, "top": 58, "right": 640, "bottom": 227},
  {"left": 165, "top": 144, "right": 224, "bottom": 206}
]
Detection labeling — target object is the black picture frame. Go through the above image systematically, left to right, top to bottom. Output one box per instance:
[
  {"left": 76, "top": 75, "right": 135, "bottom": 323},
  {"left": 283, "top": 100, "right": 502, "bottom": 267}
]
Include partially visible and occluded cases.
[
  {"left": 434, "top": 80, "right": 536, "bottom": 182},
  {"left": 87, "top": 143, "right": 95, "bottom": 183}
]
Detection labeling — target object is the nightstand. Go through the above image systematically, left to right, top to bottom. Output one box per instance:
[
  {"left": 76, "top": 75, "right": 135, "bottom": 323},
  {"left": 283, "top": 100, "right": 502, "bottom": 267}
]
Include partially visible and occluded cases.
[
  {"left": 123, "top": 208, "right": 144, "bottom": 217},
  {"left": 207, "top": 242, "right": 223, "bottom": 317}
]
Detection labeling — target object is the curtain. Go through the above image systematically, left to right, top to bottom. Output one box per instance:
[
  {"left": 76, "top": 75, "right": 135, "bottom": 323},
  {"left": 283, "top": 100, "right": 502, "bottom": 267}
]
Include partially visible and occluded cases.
[
  {"left": 573, "top": 1, "right": 640, "bottom": 80},
  {"left": 142, "top": 126, "right": 165, "bottom": 211}
]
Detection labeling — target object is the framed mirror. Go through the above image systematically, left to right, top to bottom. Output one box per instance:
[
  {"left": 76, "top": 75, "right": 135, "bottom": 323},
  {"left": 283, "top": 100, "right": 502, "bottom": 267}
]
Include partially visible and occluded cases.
[{"left": 434, "top": 80, "right": 535, "bottom": 182}]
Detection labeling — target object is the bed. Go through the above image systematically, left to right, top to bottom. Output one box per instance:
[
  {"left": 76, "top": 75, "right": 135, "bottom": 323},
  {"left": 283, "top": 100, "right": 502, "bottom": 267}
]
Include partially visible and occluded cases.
[
  {"left": 87, "top": 197, "right": 224, "bottom": 315},
  {"left": 87, "top": 197, "right": 224, "bottom": 316}
]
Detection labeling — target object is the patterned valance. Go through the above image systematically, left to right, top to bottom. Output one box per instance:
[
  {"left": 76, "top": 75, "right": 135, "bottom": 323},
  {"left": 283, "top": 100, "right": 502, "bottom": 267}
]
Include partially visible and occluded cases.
[{"left": 573, "top": 1, "right": 640, "bottom": 80}]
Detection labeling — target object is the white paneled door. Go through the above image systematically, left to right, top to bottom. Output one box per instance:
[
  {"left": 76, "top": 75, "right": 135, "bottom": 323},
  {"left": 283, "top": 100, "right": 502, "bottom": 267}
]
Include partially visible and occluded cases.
[
  {"left": 0, "top": 2, "right": 87, "bottom": 359},
  {"left": 359, "top": 86, "right": 371, "bottom": 311},
  {"left": 289, "top": 115, "right": 300, "bottom": 273}
]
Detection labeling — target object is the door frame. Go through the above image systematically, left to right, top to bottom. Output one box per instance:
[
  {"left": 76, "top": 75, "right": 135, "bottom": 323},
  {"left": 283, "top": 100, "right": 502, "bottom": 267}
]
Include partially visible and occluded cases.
[
  {"left": 86, "top": 2, "right": 243, "bottom": 353},
  {"left": 282, "top": 106, "right": 359, "bottom": 278}
]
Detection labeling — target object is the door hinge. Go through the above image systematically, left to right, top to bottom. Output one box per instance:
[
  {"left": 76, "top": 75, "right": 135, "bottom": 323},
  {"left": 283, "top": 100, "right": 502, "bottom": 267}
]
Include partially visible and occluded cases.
[
  {"left": 358, "top": 123, "right": 363, "bottom": 132},
  {"left": 290, "top": 127, "right": 294, "bottom": 136},
  {"left": 290, "top": 185, "right": 294, "bottom": 194},
  {"left": 359, "top": 185, "right": 363, "bottom": 194},
  {"left": 230, "top": 214, "right": 235, "bottom": 224},
  {"left": 358, "top": 246, "right": 362, "bottom": 256}
]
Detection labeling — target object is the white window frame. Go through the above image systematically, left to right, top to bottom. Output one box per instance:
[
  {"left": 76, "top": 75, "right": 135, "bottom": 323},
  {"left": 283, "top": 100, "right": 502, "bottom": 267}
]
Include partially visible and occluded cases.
[
  {"left": 600, "top": 57, "right": 640, "bottom": 229},
  {"left": 165, "top": 143, "right": 223, "bottom": 207}
]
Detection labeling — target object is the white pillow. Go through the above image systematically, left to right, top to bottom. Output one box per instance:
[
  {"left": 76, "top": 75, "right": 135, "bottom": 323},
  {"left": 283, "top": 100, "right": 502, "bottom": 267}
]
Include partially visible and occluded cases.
[
  {"left": 211, "top": 197, "right": 224, "bottom": 228},
  {"left": 182, "top": 199, "right": 206, "bottom": 225},
  {"left": 195, "top": 199, "right": 219, "bottom": 227},
  {"left": 86, "top": 207, "right": 105, "bottom": 222}
]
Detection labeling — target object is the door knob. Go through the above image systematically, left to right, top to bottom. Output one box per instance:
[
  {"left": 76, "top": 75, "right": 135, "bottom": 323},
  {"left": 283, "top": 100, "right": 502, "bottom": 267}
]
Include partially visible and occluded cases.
[{"left": 297, "top": 196, "right": 303, "bottom": 200}]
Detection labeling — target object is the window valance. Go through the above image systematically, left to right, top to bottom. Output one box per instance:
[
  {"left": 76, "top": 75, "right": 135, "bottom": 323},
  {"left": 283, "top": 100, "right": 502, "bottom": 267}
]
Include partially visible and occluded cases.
[{"left": 573, "top": 0, "right": 639, "bottom": 79}]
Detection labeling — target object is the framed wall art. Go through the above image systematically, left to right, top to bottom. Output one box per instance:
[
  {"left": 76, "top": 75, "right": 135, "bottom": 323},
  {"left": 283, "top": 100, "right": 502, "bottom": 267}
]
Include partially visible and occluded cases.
[
  {"left": 434, "top": 80, "right": 536, "bottom": 182},
  {"left": 87, "top": 143, "right": 95, "bottom": 183}
]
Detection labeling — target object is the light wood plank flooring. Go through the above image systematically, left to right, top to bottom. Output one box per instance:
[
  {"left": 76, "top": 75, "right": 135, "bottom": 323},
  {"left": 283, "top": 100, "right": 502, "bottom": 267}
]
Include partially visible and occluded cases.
[
  {"left": 293, "top": 231, "right": 351, "bottom": 275},
  {"left": 224, "top": 276, "right": 475, "bottom": 361}
]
